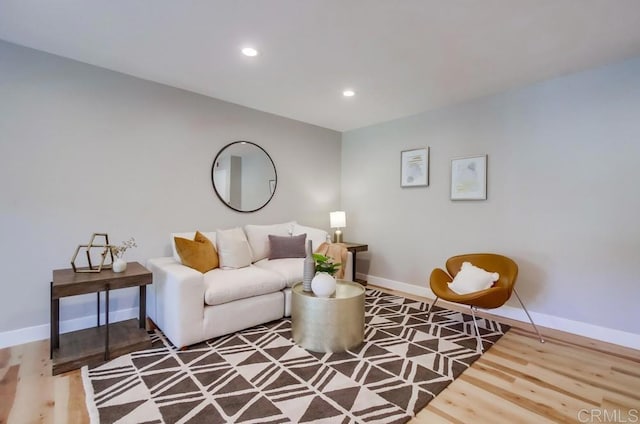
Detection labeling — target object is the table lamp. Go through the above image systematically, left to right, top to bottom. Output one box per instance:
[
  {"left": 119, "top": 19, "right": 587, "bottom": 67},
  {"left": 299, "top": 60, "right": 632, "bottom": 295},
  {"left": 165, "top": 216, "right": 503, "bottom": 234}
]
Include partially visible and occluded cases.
[{"left": 330, "top": 211, "right": 346, "bottom": 243}]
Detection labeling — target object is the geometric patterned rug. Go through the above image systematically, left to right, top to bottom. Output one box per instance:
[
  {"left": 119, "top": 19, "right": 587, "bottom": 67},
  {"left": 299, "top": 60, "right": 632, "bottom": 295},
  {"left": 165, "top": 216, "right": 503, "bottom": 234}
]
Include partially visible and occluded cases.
[{"left": 82, "top": 289, "right": 509, "bottom": 423}]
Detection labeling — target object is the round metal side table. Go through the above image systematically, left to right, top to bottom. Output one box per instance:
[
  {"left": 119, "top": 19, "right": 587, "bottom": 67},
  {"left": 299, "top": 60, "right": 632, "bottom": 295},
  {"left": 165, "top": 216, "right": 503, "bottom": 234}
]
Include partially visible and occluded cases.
[{"left": 291, "top": 280, "right": 365, "bottom": 353}]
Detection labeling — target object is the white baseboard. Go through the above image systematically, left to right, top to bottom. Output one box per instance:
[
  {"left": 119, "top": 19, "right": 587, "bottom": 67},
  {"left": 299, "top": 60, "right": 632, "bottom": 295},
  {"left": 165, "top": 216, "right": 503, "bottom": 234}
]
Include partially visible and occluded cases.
[
  {"left": 363, "top": 273, "right": 640, "bottom": 350},
  {"left": 0, "top": 308, "right": 139, "bottom": 349}
]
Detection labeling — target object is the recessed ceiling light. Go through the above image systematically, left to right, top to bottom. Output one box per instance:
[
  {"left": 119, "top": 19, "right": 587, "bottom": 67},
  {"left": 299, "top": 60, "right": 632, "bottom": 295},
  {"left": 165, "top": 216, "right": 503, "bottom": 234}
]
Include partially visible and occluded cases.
[
  {"left": 242, "top": 47, "right": 258, "bottom": 57},
  {"left": 343, "top": 89, "right": 355, "bottom": 97}
]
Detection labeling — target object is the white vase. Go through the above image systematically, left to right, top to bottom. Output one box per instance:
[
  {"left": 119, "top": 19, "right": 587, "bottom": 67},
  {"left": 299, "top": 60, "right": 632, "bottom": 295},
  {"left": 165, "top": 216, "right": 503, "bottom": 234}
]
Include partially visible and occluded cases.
[
  {"left": 112, "top": 257, "right": 127, "bottom": 273},
  {"left": 311, "top": 272, "right": 336, "bottom": 297}
]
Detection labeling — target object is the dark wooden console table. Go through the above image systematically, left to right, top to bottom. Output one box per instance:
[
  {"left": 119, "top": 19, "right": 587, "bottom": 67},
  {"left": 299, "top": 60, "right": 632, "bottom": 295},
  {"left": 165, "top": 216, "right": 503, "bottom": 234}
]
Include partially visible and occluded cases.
[
  {"left": 342, "top": 242, "right": 368, "bottom": 285},
  {"left": 50, "top": 261, "right": 152, "bottom": 375}
]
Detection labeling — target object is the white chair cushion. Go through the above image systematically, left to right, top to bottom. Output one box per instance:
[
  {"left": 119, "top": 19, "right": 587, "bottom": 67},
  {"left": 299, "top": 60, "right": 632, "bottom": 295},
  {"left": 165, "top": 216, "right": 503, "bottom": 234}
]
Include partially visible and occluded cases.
[
  {"left": 244, "top": 221, "right": 296, "bottom": 262},
  {"left": 292, "top": 224, "right": 328, "bottom": 252},
  {"left": 216, "top": 227, "right": 252, "bottom": 269},
  {"left": 170, "top": 231, "right": 217, "bottom": 264},
  {"left": 253, "top": 258, "right": 304, "bottom": 288},
  {"left": 448, "top": 262, "right": 500, "bottom": 295},
  {"left": 203, "top": 265, "right": 285, "bottom": 306}
]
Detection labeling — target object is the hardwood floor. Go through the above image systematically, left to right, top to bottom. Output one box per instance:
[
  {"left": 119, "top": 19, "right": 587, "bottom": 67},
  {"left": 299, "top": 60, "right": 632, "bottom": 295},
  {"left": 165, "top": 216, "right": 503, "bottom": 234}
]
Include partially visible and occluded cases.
[
  {"left": 1, "top": 288, "right": 638, "bottom": 424},
  {"left": 0, "top": 337, "right": 88, "bottom": 424}
]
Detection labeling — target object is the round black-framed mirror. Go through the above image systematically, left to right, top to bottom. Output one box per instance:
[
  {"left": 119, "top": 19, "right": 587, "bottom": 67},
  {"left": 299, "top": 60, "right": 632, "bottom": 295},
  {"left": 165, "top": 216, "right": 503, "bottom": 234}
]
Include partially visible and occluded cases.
[{"left": 211, "top": 141, "right": 277, "bottom": 213}]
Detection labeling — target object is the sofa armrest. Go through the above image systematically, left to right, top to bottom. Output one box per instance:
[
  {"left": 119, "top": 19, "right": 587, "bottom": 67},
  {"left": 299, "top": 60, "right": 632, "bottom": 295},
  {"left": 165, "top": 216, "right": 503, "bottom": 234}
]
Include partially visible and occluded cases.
[{"left": 146, "top": 257, "right": 205, "bottom": 348}]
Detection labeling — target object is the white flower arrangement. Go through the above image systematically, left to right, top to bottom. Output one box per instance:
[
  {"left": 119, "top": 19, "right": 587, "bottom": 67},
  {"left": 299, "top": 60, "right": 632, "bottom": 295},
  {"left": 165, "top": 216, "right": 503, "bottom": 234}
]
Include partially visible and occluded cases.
[{"left": 110, "top": 237, "right": 137, "bottom": 258}]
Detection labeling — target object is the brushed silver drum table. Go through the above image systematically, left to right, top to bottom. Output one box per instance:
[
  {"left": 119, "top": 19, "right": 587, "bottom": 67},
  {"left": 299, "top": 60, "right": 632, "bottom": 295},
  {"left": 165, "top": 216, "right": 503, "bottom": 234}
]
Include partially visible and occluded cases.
[{"left": 291, "top": 280, "right": 365, "bottom": 353}]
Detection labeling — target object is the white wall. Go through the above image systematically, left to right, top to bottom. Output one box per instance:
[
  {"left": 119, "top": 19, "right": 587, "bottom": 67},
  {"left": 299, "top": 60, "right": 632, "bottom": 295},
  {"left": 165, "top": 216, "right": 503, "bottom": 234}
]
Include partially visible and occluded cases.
[
  {"left": 0, "top": 41, "right": 341, "bottom": 343},
  {"left": 342, "top": 57, "right": 640, "bottom": 338}
]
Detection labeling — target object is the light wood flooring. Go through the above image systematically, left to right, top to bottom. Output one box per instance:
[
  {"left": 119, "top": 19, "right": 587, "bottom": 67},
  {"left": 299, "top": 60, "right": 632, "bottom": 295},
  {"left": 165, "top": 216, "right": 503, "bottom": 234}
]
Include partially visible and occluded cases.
[{"left": 1, "top": 287, "right": 638, "bottom": 423}]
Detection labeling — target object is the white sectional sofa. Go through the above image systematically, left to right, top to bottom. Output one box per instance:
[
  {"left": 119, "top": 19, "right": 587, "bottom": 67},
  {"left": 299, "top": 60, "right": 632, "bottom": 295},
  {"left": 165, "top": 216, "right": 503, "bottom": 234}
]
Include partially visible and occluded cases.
[{"left": 146, "top": 222, "right": 353, "bottom": 348}]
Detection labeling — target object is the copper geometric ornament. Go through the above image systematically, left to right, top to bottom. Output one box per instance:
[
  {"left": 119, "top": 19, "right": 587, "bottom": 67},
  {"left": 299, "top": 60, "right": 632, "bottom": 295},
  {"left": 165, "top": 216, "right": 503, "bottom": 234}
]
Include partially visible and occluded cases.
[{"left": 70, "top": 233, "right": 115, "bottom": 273}]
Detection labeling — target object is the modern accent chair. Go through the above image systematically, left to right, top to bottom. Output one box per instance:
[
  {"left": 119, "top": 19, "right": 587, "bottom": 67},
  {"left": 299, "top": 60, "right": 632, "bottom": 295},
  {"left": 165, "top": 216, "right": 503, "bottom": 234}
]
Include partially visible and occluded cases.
[{"left": 428, "top": 253, "right": 544, "bottom": 352}]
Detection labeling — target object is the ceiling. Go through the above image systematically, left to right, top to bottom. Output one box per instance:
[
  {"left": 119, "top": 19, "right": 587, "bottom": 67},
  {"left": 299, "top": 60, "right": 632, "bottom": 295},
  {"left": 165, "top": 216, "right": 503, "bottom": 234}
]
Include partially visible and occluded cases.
[{"left": 1, "top": 1, "right": 640, "bottom": 132}]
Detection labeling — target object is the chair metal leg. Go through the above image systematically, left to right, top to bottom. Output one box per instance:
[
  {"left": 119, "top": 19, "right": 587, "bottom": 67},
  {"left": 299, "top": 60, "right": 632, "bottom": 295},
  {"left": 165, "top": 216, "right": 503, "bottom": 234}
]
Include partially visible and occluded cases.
[
  {"left": 513, "top": 288, "right": 545, "bottom": 343},
  {"left": 426, "top": 297, "right": 439, "bottom": 316},
  {"left": 469, "top": 306, "right": 483, "bottom": 353}
]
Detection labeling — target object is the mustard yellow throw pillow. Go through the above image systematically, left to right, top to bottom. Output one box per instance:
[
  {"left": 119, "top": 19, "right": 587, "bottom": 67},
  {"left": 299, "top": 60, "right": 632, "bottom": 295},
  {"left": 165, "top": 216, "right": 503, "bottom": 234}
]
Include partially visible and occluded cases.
[{"left": 174, "top": 231, "right": 219, "bottom": 273}]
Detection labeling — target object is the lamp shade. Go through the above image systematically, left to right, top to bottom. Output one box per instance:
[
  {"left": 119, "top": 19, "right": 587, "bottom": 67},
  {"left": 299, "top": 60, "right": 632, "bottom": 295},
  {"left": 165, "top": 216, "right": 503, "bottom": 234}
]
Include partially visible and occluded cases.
[{"left": 330, "top": 211, "right": 346, "bottom": 228}]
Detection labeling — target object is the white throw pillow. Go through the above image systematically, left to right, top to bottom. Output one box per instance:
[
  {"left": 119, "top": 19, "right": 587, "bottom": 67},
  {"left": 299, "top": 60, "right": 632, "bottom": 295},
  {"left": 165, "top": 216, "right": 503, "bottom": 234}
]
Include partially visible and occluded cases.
[
  {"left": 244, "top": 221, "right": 296, "bottom": 262},
  {"left": 292, "top": 224, "right": 328, "bottom": 252},
  {"left": 215, "top": 227, "right": 252, "bottom": 269},
  {"left": 170, "top": 231, "right": 217, "bottom": 263},
  {"left": 448, "top": 262, "right": 499, "bottom": 295}
]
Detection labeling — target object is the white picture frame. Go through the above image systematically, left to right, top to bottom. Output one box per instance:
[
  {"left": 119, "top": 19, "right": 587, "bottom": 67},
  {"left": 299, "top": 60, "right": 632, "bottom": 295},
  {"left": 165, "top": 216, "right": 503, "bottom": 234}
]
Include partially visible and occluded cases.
[
  {"left": 401, "top": 147, "right": 429, "bottom": 187},
  {"left": 450, "top": 155, "right": 487, "bottom": 200}
]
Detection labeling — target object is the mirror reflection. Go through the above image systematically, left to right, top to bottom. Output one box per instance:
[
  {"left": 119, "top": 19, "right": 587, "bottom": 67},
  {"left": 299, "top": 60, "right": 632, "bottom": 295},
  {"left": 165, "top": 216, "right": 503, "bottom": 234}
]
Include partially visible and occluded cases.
[{"left": 211, "top": 141, "right": 277, "bottom": 212}]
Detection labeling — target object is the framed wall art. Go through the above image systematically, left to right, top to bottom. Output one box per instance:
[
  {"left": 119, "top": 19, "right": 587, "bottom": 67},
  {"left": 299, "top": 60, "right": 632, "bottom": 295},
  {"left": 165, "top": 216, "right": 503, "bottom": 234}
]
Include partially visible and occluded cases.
[
  {"left": 401, "top": 147, "right": 429, "bottom": 187},
  {"left": 450, "top": 154, "right": 487, "bottom": 200}
]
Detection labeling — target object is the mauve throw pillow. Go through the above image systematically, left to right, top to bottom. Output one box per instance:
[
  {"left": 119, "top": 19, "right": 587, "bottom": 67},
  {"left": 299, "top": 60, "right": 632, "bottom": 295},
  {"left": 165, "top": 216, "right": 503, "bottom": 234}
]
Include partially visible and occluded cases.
[{"left": 268, "top": 234, "right": 306, "bottom": 260}]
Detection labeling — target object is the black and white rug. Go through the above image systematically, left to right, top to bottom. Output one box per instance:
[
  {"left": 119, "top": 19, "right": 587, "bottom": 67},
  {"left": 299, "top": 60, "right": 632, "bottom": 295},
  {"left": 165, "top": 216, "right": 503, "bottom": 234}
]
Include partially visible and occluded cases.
[{"left": 83, "top": 289, "right": 509, "bottom": 423}]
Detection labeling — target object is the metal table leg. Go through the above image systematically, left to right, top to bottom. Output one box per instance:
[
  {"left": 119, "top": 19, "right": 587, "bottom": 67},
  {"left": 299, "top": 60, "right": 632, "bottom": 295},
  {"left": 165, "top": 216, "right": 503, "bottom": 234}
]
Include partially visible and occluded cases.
[
  {"left": 351, "top": 251, "right": 358, "bottom": 282},
  {"left": 50, "top": 281, "right": 59, "bottom": 359},
  {"left": 105, "top": 285, "right": 110, "bottom": 361},
  {"left": 139, "top": 285, "right": 146, "bottom": 329},
  {"left": 97, "top": 291, "right": 100, "bottom": 327}
]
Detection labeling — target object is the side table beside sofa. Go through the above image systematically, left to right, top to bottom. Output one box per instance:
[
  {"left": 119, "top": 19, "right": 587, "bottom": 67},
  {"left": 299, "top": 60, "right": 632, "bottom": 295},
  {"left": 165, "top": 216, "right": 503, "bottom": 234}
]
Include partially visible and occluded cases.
[
  {"left": 341, "top": 242, "right": 368, "bottom": 284},
  {"left": 50, "top": 261, "right": 152, "bottom": 375}
]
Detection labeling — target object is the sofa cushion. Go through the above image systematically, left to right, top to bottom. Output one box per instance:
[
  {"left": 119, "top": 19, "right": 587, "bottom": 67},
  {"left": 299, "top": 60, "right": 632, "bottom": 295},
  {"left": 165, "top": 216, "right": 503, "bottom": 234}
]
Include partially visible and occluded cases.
[
  {"left": 244, "top": 221, "right": 296, "bottom": 262},
  {"left": 292, "top": 224, "right": 328, "bottom": 252},
  {"left": 216, "top": 227, "right": 253, "bottom": 269},
  {"left": 171, "top": 231, "right": 216, "bottom": 264},
  {"left": 174, "top": 231, "right": 219, "bottom": 273},
  {"left": 268, "top": 234, "right": 306, "bottom": 260},
  {"left": 253, "top": 258, "right": 304, "bottom": 288},
  {"left": 203, "top": 265, "right": 286, "bottom": 305}
]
